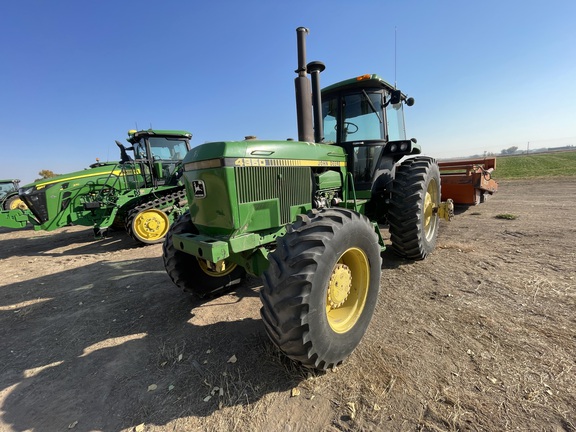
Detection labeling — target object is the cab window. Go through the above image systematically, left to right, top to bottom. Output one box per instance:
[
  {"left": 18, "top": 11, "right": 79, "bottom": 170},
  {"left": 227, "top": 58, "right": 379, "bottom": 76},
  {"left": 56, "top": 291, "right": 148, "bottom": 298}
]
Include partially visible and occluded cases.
[{"left": 386, "top": 102, "right": 406, "bottom": 141}]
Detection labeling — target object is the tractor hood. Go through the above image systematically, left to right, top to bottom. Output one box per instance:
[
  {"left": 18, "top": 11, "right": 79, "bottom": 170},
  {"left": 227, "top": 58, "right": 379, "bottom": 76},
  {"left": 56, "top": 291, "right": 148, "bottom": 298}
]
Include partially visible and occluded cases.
[
  {"left": 183, "top": 139, "right": 346, "bottom": 171},
  {"left": 19, "top": 163, "right": 125, "bottom": 192}
]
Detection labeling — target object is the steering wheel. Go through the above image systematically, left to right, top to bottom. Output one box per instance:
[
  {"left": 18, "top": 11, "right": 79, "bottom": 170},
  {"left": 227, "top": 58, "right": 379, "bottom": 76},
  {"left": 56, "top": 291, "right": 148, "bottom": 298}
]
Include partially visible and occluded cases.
[{"left": 335, "top": 122, "right": 358, "bottom": 135}]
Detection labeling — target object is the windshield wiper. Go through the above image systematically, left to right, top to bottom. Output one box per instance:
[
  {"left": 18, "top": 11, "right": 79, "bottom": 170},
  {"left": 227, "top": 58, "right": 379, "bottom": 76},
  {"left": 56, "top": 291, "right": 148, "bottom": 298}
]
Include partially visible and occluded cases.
[{"left": 362, "top": 90, "right": 382, "bottom": 123}]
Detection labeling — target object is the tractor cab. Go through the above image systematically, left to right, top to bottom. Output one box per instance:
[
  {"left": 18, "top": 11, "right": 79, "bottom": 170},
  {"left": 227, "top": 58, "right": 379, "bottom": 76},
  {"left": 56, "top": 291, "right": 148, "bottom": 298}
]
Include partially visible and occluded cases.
[
  {"left": 321, "top": 75, "right": 420, "bottom": 193},
  {"left": 126, "top": 129, "right": 192, "bottom": 187},
  {"left": 0, "top": 179, "right": 19, "bottom": 200},
  {"left": 0, "top": 179, "right": 25, "bottom": 211}
]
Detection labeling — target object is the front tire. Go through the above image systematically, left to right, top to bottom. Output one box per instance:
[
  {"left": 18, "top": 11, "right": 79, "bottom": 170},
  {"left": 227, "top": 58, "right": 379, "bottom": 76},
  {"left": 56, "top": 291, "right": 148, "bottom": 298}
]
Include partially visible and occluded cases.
[
  {"left": 388, "top": 156, "right": 441, "bottom": 260},
  {"left": 125, "top": 190, "right": 187, "bottom": 244},
  {"left": 3, "top": 194, "right": 28, "bottom": 211},
  {"left": 127, "top": 207, "right": 170, "bottom": 244},
  {"left": 260, "top": 208, "right": 381, "bottom": 371},
  {"left": 163, "top": 212, "right": 246, "bottom": 298}
]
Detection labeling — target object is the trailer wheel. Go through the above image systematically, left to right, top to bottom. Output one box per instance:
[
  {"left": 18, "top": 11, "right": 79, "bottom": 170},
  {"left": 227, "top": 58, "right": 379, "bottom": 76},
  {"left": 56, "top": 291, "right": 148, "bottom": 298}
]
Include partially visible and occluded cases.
[
  {"left": 388, "top": 156, "right": 441, "bottom": 260},
  {"left": 126, "top": 208, "right": 170, "bottom": 244},
  {"left": 260, "top": 208, "right": 381, "bottom": 371},
  {"left": 163, "top": 212, "right": 246, "bottom": 298}
]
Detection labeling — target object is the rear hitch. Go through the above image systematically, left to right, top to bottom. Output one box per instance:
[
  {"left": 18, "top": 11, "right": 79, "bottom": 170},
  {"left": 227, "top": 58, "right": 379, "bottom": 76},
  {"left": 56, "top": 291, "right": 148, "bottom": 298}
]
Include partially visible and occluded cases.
[{"left": 436, "top": 199, "right": 455, "bottom": 221}]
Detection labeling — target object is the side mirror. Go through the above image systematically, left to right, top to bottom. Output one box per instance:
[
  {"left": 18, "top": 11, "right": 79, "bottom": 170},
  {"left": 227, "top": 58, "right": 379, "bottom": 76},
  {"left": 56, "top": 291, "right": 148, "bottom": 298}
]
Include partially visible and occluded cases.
[{"left": 390, "top": 89, "right": 402, "bottom": 105}]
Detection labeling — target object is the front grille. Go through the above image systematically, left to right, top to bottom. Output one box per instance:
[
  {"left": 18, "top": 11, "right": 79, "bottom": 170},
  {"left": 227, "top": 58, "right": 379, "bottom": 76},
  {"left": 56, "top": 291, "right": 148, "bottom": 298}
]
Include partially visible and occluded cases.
[{"left": 235, "top": 166, "right": 311, "bottom": 224}]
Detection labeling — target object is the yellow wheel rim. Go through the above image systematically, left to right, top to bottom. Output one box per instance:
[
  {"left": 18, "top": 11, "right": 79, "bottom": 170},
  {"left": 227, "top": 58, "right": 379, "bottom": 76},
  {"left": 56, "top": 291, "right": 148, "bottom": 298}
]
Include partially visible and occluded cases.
[
  {"left": 423, "top": 179, "right": 439, "bottom": 241},
  {"left": 9, "top": 198, "right": 28, "bottom": 211},
  {"left": 132, "top": 208, "right": 170, "bottom": 242},
  {"left": 326, "top": 247, "right": 370, "bottom": 334},
  {"left": 197, "top": 259, "right": 238, "bottom": 277}
]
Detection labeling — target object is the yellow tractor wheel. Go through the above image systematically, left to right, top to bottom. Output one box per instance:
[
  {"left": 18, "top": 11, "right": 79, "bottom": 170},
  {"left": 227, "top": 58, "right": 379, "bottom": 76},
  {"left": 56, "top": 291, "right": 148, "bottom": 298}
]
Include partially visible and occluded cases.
[
  {"left": 423, "top": 177, "right": 440, "bottom": 242},
  {"left": 4, "top": 195, "right": 28, "bottom": 211},
  {"left": 130, "top": 208, "right": 170, "bottom": 244},
  {"left": 260, "top": 208, "right": 381, "bottom": 371},
  {"left": 325, "top": 248, "right": 370, "bottom": 334}
]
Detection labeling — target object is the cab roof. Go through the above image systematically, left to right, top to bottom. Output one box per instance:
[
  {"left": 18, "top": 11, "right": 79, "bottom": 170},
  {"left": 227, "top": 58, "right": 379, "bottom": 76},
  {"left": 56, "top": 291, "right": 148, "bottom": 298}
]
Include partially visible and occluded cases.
[
  {"left": 321, "top": 74, "right": 397, "bottom": 96},
  {"left": 127, "top": 129, "right": 192, "bottom": 143}
]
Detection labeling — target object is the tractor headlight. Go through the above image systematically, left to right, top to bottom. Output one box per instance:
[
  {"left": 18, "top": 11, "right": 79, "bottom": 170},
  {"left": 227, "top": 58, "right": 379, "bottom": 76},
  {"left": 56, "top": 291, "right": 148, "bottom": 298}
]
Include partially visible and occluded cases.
[
  {"left": 400, "top": 142, "right": 409, "bottom": 151},
  {"left": 389, "top": 143, "right": 398, "bottom": 152}
]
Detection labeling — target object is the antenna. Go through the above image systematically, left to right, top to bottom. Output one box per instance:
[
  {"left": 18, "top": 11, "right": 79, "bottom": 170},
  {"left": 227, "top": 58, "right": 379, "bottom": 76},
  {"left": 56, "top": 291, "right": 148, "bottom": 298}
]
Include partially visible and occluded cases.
[{"left": 394, "top": 26, "right": 397, "bottom": 88}]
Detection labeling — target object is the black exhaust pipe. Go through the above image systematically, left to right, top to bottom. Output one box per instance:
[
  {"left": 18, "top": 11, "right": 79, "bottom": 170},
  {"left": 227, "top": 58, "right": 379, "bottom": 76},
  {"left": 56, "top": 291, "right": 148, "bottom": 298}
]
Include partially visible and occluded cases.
[
  {"left": 294, "top": 27, "right": 314, "bottom": 142},
  {"left": 307, "top": 60, "right": 325, "bottom": 143}
]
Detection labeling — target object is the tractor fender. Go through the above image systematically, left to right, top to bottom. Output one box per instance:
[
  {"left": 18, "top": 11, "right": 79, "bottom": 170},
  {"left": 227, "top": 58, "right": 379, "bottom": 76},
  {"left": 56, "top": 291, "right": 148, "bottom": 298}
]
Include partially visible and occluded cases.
[{"left": 370, "top": 153, "right": 427, "bottom": 195}]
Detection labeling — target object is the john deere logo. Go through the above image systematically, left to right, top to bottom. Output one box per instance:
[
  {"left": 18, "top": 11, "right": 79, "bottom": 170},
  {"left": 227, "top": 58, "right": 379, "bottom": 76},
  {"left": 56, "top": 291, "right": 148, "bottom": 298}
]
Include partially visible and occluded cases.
[{"left": 192, "top": 180, "right": 206, "bottom": 199}]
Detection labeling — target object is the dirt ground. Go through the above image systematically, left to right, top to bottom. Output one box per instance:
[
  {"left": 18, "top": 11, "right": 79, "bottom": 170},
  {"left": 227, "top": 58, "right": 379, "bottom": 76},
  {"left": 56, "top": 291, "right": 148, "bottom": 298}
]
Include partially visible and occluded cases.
[{"left": 0, "top": 178, "right": 574, "bottom": 432}]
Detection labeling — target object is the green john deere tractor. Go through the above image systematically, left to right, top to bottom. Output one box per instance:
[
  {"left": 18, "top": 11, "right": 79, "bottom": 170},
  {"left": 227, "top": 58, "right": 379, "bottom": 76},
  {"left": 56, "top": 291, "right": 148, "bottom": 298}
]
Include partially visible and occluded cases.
[
  {"left": 163, "top": 28, "right": 453, "bottom": 370},
  {"left": 1, "top": 129, "right": 192, "bottom": 244},
  {"left": 0, "top": 179, "right": 27, "bottom": 211}
]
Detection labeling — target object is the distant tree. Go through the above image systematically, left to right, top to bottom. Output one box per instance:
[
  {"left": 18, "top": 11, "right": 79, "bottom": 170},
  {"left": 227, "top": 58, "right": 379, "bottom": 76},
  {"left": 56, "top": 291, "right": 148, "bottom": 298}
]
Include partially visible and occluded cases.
[
  {"left": 500, "top": 146, "right": 519, "bottom": 155},
  {"left": 36, "top": 169, "right": 58, "bottom": 180}
]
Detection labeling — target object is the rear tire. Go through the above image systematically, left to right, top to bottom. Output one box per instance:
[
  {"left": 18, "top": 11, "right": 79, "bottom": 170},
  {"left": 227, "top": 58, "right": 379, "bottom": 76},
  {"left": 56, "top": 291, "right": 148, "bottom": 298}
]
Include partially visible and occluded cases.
[
  {"left": 388, "top": 156, "right": 441, "bottom": 260},
  {"left": 260, "top": 208, "right": 381, "bottom": 370},
  {"left": 163, "top": 212, "right": 246, "bottom": 298}
]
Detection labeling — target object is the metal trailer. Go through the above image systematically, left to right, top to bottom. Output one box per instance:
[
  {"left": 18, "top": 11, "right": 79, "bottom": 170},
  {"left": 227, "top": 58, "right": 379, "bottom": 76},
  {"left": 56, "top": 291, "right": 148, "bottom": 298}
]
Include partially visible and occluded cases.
[{"left": 438, "top": 158, "right": 499, "bottom": 205}]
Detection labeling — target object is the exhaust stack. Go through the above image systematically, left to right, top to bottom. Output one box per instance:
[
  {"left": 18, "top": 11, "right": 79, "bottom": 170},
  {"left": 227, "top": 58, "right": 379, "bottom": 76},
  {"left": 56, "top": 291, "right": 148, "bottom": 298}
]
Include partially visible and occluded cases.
[
  {"left": 294, "top": 27, "right": 314, "bottom": 143},
  {"left": 307, "top": 60, "right": 325, "bottom": 143}
]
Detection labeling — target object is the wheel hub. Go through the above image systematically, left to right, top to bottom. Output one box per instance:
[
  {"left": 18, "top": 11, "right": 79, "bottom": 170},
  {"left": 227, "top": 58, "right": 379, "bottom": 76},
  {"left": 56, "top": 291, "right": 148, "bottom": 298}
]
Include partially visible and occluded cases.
[
  {"left": 423, "top": 179, "right": 439, "bottom": 240},
  {"left": 10, "top": 199, "right": 27, "bottom": 210},
  {"left": 132, "top": 208, "right": 170, "bottom": 243},
  {"left": 142, "top": 216, "right": 161, "bottom": 232},
  {"left": 198, "top": 258, "right": 237, "bottom": 277},
  {"left": 327, "top": 264, "right": 353, "bottom": 308}
]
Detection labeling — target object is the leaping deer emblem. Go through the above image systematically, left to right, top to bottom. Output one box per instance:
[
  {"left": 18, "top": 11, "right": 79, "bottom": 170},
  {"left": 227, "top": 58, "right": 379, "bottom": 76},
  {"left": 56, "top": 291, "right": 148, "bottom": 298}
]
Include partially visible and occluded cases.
[{"left": 192, "top": 180, "right": 205, "bottom": 198}]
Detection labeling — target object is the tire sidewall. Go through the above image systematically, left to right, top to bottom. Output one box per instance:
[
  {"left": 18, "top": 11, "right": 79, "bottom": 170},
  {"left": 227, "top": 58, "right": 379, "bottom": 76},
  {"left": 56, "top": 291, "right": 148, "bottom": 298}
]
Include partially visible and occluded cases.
[{"left": 304, "top": 213, "right": 381, "bottom": 364}]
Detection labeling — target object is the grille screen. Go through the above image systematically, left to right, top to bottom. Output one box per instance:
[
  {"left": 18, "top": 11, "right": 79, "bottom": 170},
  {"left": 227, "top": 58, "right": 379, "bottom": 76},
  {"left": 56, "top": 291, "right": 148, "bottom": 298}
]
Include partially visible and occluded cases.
[{"left": 235, "top": 166, "right": 311, "bottom": 224}]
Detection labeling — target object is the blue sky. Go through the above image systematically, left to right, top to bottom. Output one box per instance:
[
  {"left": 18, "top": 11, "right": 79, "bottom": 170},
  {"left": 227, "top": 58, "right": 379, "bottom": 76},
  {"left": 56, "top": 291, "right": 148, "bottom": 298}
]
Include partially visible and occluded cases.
[{"left": 1, "top": 0, "right": 575, "bottom": 184}]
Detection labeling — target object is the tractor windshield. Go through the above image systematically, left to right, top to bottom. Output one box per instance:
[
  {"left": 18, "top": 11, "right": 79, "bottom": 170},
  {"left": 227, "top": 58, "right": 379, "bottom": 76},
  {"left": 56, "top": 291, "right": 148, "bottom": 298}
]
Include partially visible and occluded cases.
[
  {"left": 322, "top": 91, "right": 384, "bottom": 143},
  {"left": 129, "top": 136, "right": 190, "bottom": 186},
  {"left": 131, "top": 137, "right": 189, "bottom": 161},
  {"left": 148, "top": 137, "right": 189, "bottom": 161},
  {"left": 148, "top": 137, "right": 190, "bottom": 183},
  {"left": 0, "top": 182, "right": 16, "bottom": 199}
]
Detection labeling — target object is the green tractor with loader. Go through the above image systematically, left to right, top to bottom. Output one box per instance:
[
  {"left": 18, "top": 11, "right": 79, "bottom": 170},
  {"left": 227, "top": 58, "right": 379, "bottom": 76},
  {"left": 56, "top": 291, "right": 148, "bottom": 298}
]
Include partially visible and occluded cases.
[
  {"left": 163, "top": 28, "right": 453, "bottom": 370},
  {"left": 0, "top": 129, "right": 192, "bottom": 244}
]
